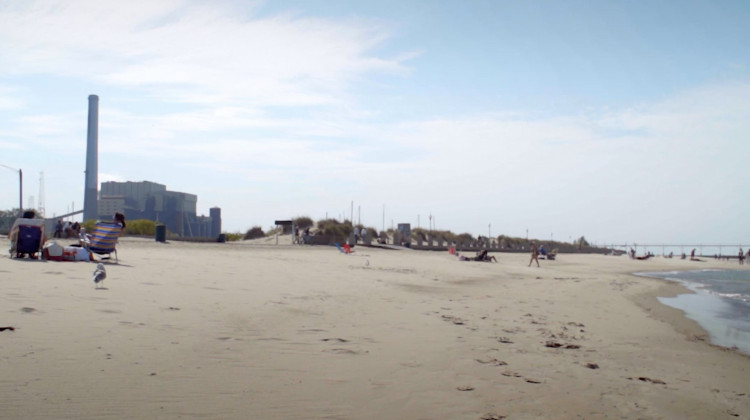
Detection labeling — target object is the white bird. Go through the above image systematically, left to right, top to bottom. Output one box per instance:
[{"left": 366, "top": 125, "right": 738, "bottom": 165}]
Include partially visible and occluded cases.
[{"left": 93, "top": 263, "right": 107, "bottom": 289}]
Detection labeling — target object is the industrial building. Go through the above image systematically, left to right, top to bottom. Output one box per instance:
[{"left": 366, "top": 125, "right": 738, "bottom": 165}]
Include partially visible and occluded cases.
[{"left": 99, "top": 181, "right": 221, "bottom": 238}]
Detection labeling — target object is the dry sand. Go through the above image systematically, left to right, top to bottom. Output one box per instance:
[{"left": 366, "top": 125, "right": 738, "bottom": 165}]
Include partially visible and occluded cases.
[{"left": 2, "top": 238, "right": 749, "bottom": 419}]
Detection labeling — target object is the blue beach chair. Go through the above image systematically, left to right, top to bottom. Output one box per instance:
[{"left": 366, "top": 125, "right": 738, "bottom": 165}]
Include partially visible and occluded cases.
[{"left": 9, "top": 218, "right": 45, "bottom": 259}]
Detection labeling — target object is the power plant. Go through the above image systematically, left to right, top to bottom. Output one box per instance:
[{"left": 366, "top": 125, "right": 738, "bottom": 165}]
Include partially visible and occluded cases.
[{"left": 0, "top": 95, "right": 222, "bottom": 238}]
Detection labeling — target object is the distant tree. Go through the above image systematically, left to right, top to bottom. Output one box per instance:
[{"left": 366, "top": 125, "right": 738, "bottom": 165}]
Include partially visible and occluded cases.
[
  {"left": 0, "top": 208, "right": 21, "bottom": 232},
  {"left": 293, "top": 216, "right": 314, "bottom": 229},
  {"left": 123, "top": 219, "right": 157, "bottom": 236},
  {"left": 316, "top": 219, "right": 353, "bottom": 240},
  {"left": 244, "top": 226, "right": 265, "bottom": 240},
  {"left": 456, "top": 233, "right": 475, "bottom": 244}
]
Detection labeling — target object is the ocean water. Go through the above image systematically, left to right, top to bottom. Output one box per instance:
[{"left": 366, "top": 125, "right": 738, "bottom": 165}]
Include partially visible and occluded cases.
[{"left": 636, "top": 269, "right": 750, "bottom": 355}]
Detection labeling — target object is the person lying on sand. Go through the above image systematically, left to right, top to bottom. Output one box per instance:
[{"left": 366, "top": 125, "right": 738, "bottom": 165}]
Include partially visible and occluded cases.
[
  {"left": 457, "top": 249, "right": 497, "bottom": 262},
  {"left": 474, "top": 249, "right": 497, "bottom": 262}
]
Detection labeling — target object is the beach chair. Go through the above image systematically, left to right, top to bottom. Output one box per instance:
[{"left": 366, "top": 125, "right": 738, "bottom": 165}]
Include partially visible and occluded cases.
[
  {"left": 9, "top": 218, "right": 45, "bottom": 259},
  {"left": 82, "top": 222, "right": 121, "bottom": 263}
]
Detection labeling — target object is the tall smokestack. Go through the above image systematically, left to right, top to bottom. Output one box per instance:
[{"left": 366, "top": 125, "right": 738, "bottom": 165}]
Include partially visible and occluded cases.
[{"left": 83, "top": 94, "right": 99, "bottom": 221}]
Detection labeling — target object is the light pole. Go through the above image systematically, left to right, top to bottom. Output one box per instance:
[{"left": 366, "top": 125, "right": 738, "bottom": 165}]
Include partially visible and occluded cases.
[{"left": 1, "top": 163, "right": 22, "bottom": 216}]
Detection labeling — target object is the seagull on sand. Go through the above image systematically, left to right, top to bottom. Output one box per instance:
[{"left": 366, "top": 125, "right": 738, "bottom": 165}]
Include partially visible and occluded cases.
[{"left": 93, "top": 263, "right": 107, "bottom": 289}]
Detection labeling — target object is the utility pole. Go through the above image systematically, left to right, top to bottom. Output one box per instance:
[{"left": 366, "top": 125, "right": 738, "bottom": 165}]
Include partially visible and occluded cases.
[
  {"left": 1, "top": 164, "right": 23, "bottom": 216},
  {"left": 38, "top": 171, "right": 45, "bottom": 217}
]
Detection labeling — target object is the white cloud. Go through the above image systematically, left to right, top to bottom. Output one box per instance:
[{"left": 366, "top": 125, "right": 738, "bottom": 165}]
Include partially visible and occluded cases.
[
  {"left": 0, "top": 0, "right": 408, "bottom": 108},
  {"left": 0, "top": 86, "right": 26, "bottom": 110}
]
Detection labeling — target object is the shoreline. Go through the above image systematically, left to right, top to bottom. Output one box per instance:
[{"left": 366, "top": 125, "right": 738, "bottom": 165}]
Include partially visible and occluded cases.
[
  {"left": 2, "top": 239, "right": 749, "bottom": 419},
  {"left": 634, "top": 269, "right": 750, "bottom": 356},
  {"left": 632, "top": 278, "right": 712, "bottom": 345}
]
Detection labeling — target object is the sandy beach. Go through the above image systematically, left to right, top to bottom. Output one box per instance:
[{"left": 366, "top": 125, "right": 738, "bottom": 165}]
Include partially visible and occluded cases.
[{"left": 2, "top": 238, "right": 749, "bottom": 419}]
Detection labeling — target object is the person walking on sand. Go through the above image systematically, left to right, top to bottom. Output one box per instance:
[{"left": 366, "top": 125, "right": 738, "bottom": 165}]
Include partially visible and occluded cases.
[{"left": 528, "top": 241, "right": 540, "bottom": 267}]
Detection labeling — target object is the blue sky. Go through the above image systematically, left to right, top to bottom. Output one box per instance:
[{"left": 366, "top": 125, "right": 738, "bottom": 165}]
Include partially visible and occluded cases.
[{"left": 1, "top": 0, "right": 749, "bottom": 245}]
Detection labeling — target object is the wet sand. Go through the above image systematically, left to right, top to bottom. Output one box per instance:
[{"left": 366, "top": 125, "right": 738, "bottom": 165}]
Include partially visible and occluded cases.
[{"left": 1, "top": 238, "right": 749, "bottom": 419}]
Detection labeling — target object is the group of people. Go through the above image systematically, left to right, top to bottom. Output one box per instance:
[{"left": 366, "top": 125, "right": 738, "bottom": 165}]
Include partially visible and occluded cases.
[
  {"left": 8, "top": 211, "right": 127, "bottom": 260},
  {"left": 54, "top": 219, "right": 81, "bottom": 238},
  {"left": 292, "top": 225, "right": 312, "bottom": 245},
  {"left": 454, "top": 242, "right": 548, "bottom": 266}
]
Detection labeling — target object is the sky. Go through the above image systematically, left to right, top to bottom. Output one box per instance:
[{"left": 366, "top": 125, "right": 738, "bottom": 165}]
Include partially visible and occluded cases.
[{"left": 1, "top": 0, "right": 749, "bottom": 246}]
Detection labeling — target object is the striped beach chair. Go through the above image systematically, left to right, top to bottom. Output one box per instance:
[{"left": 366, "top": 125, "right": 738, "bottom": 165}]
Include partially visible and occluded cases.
[{"left": 83, "top": 222, "right": 121, "bottom": 263}]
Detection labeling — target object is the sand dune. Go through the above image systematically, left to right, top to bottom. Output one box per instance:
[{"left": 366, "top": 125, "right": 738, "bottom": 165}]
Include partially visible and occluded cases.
[{"left": 1, "top": 238, "right": 749, "bottom": 419}]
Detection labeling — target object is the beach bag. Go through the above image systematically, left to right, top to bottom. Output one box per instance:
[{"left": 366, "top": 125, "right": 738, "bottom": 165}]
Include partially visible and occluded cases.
[
  {"left": 42, "top": 241, "right": 64, "bottom": 261},
  {"left": 62, "top": 246, "right": 90, "bottom": 261},
  {"left": 62, "top": 246, "right": 78, "bottom": 261},
  {"left": 63, "top": 246, "right": 92, "bottom": 261},
  {"left": 74, "top": 246, "right": 92, "bottom": 261}
]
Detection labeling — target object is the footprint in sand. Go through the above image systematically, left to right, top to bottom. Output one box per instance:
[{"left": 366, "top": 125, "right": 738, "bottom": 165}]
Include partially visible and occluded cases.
[
  {"left": 20, "top": 307, "right": 37, "bottom": 313},
  {"left": 99, "top": 309, "right": 121, "bottom": 314},
  {"left": 441, "top": 315, "right": 466, "bottom": 325},
  {"left": 502, "top": 327, "right": 525, "bottom": 334},
  {"left": 544, "top": 341, "right": 581, "bottom": 349},
  {"left": 324, "top": 348, "right": 368, "bottom": 355},
  {"left": 475, "top": 357, "right": 508, "bottom": 366},
  {"left": 585, "top": 363, "right": 600, "bottom": 369},
  {"left": 502, "top": 370, "right": 542, "bottom": 384},
  {"left": 628, "top": 376, "right": 666, "bottom": 385},
  {"left": 480, "top": 414, "right": 507, "bottom": 420}
]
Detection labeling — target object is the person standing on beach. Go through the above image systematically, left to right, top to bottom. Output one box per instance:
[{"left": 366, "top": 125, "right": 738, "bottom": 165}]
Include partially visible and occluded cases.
[
  {"left": 54, "top": 219, "right": 63, "bottom": 238},
  {"left": 528, "top": 241, "right": 540, "bottom": 267},
  {"left": 739, "top": 248, "right": 745, "bottom": 265}
]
